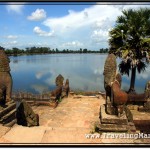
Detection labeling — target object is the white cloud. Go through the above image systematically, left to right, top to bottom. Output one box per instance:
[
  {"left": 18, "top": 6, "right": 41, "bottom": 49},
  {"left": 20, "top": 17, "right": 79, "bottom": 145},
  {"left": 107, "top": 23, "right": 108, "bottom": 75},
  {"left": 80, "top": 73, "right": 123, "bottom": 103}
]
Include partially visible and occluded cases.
[
  {"left": 5, "top": 3, "right": 150, "bottom": 50},
  {"left": 6, "top": 3, "right": 25, "bottom": 14},
  {"left": 41, "top": 4, "right": 150, "bottom": 50},
  {"left": 42, "top": 5, "right": 121, "bottom": 50},
  {"left": 43, "top": 5, "right": 120, "bottom": 33},
  {"left": 27, "top": 9, "right": 47, "bottom": 21},
  {"left": 83, "top": 11, "right": 88, "bottom": 19},
  {"left": 33, "top": 26, "right": 54, "bottom": 37},
  {"left": 91, "top": 29, "right": 109, "bottom": 43},
  {"left": 6, "top": 35, "right": 18, "bottom": 39},
  {"left": 0, "top": 41, "right": 18, "bottom": 48},
  {"left": 5, "top": 41, "right": 18, "bottom": 45},
  {"left": 10, "top": 41, "right": 18, "bottom": 44},
  {"left": 62, "top": 41, "right": 83, "bottom": 48},
  {"left": 27, "top": 42, "right": 49, "bottom": 47},
  {"left": 94, "top": 68, "right": 103, "bottom": 75},
  {"left": 136, "top": 68, "right": 150, "bottom": 80},
  {"left": 35, "top": 71, "right": 48, "bottom": 79},
  {"left": 31, "top": 84, "right": 49, "bottom": 94}
]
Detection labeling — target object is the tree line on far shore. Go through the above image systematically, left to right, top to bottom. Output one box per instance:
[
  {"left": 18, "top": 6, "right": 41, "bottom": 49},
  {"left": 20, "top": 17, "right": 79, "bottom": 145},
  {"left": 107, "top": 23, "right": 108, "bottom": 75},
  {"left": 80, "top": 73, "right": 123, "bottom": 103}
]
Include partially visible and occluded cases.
[{"left": 0, "top": 46, "right": 109, "bottom": 55}]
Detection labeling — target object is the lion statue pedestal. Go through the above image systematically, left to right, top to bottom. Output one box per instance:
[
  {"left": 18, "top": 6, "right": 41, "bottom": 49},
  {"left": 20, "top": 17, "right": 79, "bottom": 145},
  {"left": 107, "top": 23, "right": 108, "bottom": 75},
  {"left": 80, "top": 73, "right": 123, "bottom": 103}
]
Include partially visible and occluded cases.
[{"left": 98, "top": 54, "right": 136, "bottom": 132}]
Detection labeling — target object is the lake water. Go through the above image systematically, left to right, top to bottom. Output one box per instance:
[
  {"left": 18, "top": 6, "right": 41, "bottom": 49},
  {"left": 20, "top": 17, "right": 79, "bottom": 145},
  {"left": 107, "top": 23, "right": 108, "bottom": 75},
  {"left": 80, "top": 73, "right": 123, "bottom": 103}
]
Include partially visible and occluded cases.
[{"left": 9, "top": 54, "right": 150, "bottom": 94}]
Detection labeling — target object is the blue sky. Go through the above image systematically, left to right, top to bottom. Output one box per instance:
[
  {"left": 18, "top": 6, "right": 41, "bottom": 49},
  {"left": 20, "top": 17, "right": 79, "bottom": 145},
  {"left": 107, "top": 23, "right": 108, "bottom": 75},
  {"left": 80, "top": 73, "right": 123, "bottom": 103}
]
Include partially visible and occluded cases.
[{"left": 0, "top": 2, "right": 150, "bottom": 50}]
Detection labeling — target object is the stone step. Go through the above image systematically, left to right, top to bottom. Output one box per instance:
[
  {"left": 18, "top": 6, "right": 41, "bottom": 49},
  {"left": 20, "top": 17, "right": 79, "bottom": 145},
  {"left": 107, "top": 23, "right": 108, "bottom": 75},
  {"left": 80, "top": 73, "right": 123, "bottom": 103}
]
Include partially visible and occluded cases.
[
  {"left": 15, "top": 99, "right": 51, "bottom": 102},
  {"left": 26, "top": 100, "right": 58, "bottom": 108},
  {"left": 26, "top": 100, "right": 50, "bottom": 104},
  {"left": 0, "top": 102, "right": 16, "bottom": 118},
  {"left": 0, "top": 109, "right": 16, "bottom": 123},
  {"left": 2, "top": 111, "right": 16, "bottom": 125},
  {"left": 3, "top": 119, "right": 16, "bottom": 127},
  {"left": 98, "top": 123, "right": 128, "bottom": 132}
]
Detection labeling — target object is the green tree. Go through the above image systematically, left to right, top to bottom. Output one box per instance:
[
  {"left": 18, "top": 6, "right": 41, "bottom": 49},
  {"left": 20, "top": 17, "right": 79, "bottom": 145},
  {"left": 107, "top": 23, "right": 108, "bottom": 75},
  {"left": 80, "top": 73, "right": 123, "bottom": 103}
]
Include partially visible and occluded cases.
[
  {"left": 109, "top": 8, "right": 150, "bottom": 93},
  {"left": 12, "top": 47, "right": 20, "bottom": 55},
  {"left": 56, "top": 48, "right": 59, "bottom": 53},
  {"left": 79, "top": 48, "right": 82, "bottom": 53},
  {"left": 83, "top": 48, "right": 87, "bottom": 53}
]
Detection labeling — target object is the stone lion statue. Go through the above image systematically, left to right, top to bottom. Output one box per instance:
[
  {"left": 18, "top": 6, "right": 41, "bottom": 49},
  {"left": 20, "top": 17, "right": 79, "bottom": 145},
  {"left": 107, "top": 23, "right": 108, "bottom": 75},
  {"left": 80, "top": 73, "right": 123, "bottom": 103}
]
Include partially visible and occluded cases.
[
  {"left": 0, "top": 49, "right": 12, "bottom": 103},
  {"left": 103, "top": 53, "right": 117, "bottom": 114},
  {"left": 103, "top": 54, "right": 129, "bottom": 117},
  {"left": 112, "top": 73, "right": 128, "bottom": 117},
  {"left": 55, "top": 74, "right": 64, "bottom": 87},
  {"left": 62, "top": 79, "right": 70, "bottom": 98},
  {"left": 0, "top": 84, "right": 6, "bottom": 106}
]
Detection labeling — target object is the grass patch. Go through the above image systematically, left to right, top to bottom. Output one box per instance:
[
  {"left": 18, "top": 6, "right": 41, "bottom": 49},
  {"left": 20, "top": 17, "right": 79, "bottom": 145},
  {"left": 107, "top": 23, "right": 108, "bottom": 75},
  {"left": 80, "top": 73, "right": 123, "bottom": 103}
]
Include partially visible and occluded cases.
[{"left": 58, "top": 97, "right": 62, "bottom": 103}]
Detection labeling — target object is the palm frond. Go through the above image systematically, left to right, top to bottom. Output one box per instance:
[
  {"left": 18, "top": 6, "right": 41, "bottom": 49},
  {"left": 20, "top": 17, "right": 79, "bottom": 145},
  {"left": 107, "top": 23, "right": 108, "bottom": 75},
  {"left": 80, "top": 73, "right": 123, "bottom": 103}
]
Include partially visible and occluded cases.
[
  {"left": 109, "top": 8, "right": 150, "bottom": 76},
  {"left": 117, "top": 15, "right": 126, "bottom": 24},
  {"left": 142, "top": 38, "right": 150, "bottom": 43},
  {"left": 121, "top": 49, "right": 129, "bottom": 59},
  {"left": 119, "top": 59, "right": 131, "bottom": 76},
  {"left": 137, "top": 61, "right": 147, "bottom": 73}
]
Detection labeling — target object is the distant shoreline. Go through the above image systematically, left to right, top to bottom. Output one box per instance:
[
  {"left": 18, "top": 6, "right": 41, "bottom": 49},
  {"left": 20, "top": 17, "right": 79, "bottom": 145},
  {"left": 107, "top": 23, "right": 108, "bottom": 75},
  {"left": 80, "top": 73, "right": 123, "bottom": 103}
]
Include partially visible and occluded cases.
[
  {"left": 2, "top": 46, "right": 109, "bottom": 56},
  {"left": 8, "top": 52, "right": 108, "bottom": 57}
]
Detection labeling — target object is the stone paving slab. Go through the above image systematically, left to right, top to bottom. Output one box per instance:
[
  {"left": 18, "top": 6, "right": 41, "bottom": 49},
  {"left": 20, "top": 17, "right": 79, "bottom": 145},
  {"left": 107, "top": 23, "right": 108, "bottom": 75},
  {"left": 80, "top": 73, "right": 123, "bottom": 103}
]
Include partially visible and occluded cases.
[
  {"left": 98, "top": 124, "right": 128, "bottom": 132},
  {"left": 0, "top": 125, "right": 11, "bottom": 138},
  {"left": 1, "top": 125, "right": 46, "bottom": 143},
  {"left": 41, "top": 127, "right": 102, "bottom": 143}
]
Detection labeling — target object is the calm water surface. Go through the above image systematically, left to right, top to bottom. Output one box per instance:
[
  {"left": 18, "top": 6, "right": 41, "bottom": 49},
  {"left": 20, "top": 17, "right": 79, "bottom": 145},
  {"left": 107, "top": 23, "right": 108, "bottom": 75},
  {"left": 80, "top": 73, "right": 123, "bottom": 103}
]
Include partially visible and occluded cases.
[{"left": 9, "top": 54, "right": 150, "bottom": 94}]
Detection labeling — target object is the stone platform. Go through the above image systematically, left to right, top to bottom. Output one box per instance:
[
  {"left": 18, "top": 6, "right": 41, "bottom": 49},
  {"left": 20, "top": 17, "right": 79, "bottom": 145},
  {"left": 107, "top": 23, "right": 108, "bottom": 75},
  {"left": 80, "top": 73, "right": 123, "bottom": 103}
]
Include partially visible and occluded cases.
[
  {"left": 0, "top": 95, "right": 150, "bottom": 144},
  {"left": 98, "top": 104, "right": 136, "bottom": 132}
]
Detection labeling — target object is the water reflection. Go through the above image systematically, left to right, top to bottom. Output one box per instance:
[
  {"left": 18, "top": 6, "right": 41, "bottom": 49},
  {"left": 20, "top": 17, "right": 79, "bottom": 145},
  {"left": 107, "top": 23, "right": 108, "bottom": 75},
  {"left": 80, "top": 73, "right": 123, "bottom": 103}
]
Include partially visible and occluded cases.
[
  {"left": 9, "top": 54, "right": 150, "bottom": 94},
  {"left": 31, "top": 84, "right": 49, "bottom": 94}
]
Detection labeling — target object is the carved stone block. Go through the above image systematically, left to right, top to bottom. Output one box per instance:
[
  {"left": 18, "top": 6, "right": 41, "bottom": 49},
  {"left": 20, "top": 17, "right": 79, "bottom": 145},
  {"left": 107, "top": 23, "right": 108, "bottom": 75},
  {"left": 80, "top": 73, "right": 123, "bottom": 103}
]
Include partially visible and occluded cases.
[
  {"left": 55, "top": 74, "right": 64, "bottom": 87},
  {"left": 62, "top": 79, "right": 70, "bottom": 98},
  {"left": 16, "top": 100, "right": 39, "bottom": 127},
  {"left": 98, "top": 104, "right": 136, "bottom": 132},
  {"left": 100, "top": 104, "right": 128, "bottom": 125}
]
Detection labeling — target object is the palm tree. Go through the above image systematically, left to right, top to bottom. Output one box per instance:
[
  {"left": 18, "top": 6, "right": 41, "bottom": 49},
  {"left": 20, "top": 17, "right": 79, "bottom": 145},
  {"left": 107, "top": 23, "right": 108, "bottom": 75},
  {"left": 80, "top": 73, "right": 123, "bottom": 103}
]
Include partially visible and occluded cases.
[{"left": 109, "top": 8, "right": 150, "bottom": 93}]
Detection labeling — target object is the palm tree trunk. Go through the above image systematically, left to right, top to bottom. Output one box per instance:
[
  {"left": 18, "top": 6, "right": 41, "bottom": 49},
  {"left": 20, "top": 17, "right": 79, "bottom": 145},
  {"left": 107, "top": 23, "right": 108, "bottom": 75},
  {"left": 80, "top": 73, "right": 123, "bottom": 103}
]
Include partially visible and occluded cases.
[{"left": 128, "top": 67, "right": 136, "bottom": 94}]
